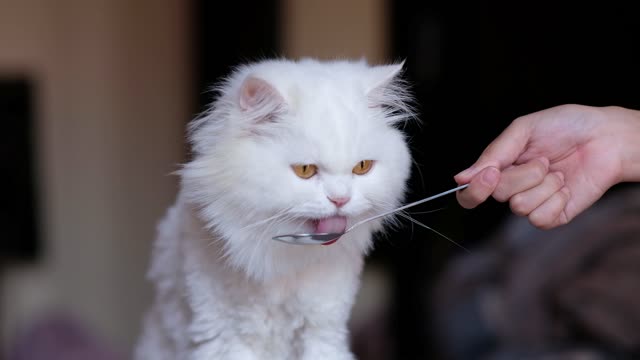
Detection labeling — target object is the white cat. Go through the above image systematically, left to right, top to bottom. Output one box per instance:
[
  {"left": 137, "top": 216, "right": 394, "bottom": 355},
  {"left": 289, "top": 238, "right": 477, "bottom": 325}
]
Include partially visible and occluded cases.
[{"left": 134, "top": 58, "right": 414, "bottom": 360}]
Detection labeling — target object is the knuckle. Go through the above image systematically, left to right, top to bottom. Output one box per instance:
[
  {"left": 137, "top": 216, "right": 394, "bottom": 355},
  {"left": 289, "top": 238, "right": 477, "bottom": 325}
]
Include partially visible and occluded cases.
[
  {"left": 558, "top": 103, "right": 580, "bottom": 113},
  {"left": 512, "top": 115, "right": 526, "bottom": 126},
  {"left": 531, "top": 161, "right": 547, "bottom": 181},
  {"left": 551, "top": 172, "right": 564, "bottom": 187},
  {"left": 492, "top": 184, "right": 510, "bottom": 202},
  {"left": 509, "top": 195, "right": 529, "bottom": 216},
  {"left": 528, "top": 212, "right": 549, "bottom": 229},
  {"left": 557, "top": 212, "right": 570, "bottom": 226}
]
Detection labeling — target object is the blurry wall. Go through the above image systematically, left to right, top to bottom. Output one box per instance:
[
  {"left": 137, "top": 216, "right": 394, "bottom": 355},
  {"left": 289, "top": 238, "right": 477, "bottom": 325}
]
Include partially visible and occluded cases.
[
  {"left": 0, "top": 0, "right": 191, "bottom": 353},
  {"left": 282, "top": 0, "right": 390, "bottom": 64}
]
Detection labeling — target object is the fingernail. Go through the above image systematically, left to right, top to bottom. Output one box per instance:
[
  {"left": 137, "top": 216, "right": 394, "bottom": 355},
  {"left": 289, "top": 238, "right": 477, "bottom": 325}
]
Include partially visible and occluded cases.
[
  {"left": 455, "top": 166, "right": 475, "bottom": 179},
  {"left": 482, "top": 167, "right": 500, "bottom": 186}
]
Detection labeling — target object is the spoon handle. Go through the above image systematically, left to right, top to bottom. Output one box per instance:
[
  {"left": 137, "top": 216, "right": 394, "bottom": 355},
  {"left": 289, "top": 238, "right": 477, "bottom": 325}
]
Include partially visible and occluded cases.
[{"left": 346, "top": 184, "right": 469, "bottom": 231}]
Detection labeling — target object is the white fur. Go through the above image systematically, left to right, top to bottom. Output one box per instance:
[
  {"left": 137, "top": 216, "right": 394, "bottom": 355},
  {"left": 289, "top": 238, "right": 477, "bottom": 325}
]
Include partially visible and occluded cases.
[{"left": 135, "top": 58, "right": 414, "bottom": 359}]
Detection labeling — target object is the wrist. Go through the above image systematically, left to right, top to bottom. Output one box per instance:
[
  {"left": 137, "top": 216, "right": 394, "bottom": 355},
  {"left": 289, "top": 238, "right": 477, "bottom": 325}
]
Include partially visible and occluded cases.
[{"left": 608, "top": 106, "right": 640, "bottom": 182}]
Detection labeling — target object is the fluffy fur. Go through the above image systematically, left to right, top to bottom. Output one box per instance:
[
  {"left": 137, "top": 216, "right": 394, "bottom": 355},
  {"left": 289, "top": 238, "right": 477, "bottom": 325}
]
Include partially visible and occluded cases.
[{"left": 135, "top": 58, "right": 414, "bottom": 359}]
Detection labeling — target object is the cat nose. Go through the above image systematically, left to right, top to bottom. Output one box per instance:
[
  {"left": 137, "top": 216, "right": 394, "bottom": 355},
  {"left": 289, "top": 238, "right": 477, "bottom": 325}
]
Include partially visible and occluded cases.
[{"left": 328, "top": 196, "right": 350, "bottom": 208}]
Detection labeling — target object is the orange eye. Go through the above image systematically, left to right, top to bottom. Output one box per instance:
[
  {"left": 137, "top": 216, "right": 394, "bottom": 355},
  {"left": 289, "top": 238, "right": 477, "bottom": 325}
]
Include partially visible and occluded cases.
[
  {"left": 352, "top": 160, "right": 374, "bottom": 175},
  {"left": 292, "top": 164, "right": 317, "bottom": 179}
]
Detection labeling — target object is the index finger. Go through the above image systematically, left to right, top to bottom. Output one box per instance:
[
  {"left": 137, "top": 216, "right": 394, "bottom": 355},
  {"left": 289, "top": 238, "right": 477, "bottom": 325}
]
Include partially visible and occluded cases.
[
  {"left": 455, "top": 117, "right": 533, "bottom": 184},
  {"left": 456, "top": 166, "right": 501, "bottom": 209}
]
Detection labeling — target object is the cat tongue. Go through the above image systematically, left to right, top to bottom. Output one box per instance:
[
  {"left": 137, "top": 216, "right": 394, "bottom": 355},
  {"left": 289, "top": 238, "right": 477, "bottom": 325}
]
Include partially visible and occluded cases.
[{"left": 315, "top": 216, "right": 347, "bottom": 245}]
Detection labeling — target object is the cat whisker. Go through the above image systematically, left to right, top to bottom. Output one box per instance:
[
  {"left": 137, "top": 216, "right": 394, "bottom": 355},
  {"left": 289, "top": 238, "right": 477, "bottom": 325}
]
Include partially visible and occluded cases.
[
  {"left": 410, "top": 157, "right": 426, "bottom": 193},
  {"left": 365, "top": 199, "right": 414, "bottom": 240},
  {"left": 240, "top": 207, "right": 293, "bottom": 231},
  {"left": 408, "top": 207, "right": 445, "bottom": 215},
  {"left": 241, "top": 209, "right": 301, "bottom": 265},
  {"left": 249, "top": 211, "right": 299, "bottom": 265},
  {"left": 396, "top": 212, "right": 470, "bottom": 253}
]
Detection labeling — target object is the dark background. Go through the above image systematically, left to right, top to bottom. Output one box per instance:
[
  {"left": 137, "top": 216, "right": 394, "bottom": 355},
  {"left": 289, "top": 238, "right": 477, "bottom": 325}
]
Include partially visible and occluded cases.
[
  {"left": 389, "top": 3, "right": 640, "bottom": 358},
  {"left": 0, "top": 78, "right": 39, "bottom": 358},
  {"left": 0, "top": 79, "right": 39, "bottom": 262}
]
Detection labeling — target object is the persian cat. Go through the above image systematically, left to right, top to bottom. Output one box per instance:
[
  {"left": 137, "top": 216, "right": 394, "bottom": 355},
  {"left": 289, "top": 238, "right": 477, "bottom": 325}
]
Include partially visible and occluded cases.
[{"left": 135, "top": 58, "right": 414, "bottom": 359}]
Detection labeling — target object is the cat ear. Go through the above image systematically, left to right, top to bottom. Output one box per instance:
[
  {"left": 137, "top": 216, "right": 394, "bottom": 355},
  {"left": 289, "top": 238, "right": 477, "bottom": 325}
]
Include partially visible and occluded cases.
[
  {"left": 365, "top": 61, "right": 405, "bottom": 95},
  {"left": 366, "top": 61, "right": 414, "bottom": 124},
  {"left": 238, "top": 76, "right": 285, "bottom": 122}
]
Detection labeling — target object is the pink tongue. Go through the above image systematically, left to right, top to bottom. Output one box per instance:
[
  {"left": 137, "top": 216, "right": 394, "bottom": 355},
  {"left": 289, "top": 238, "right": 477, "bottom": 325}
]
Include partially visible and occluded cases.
[{"left": 315, "top": 216, "right": 347, "bottom": 234}]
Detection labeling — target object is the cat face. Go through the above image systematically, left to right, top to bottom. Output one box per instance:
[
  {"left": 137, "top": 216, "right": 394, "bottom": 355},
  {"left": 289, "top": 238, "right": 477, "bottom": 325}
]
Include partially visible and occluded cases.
[{"left": 182, "top": 59, "right": 413, "bottom": 258}]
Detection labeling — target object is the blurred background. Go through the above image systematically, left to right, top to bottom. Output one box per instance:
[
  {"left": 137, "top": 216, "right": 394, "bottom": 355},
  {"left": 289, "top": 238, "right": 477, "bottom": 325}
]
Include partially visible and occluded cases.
[{"left": 1, "top": 1, "right": 639, "bottom": 359}]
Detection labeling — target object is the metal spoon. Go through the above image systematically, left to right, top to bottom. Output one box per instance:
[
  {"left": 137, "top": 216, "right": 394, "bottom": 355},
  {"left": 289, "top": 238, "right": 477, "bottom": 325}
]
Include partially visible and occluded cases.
[{"left": 272, "top": 184, "right": 469, "bottom": 245}]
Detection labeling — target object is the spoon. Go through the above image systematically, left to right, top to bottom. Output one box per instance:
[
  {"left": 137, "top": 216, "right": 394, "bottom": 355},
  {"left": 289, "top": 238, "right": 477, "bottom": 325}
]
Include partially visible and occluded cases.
[{"left": 272, "top": 184, "right": 469, "bottom": 245}]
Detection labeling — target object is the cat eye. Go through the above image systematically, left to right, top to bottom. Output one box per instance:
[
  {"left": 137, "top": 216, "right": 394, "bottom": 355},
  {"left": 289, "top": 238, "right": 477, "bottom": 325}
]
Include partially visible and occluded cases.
[
  {"left": 352, "top": 160, "right": 374, "bottom": 175},
  {"left": 292, "top": 164, "right": 318, "bottom": 179}
]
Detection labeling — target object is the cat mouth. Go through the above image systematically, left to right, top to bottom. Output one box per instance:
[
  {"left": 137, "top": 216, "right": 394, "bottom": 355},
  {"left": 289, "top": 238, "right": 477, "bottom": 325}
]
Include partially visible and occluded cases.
[{"left": 311, "top": 215, "right": 348, "bottom": 245}]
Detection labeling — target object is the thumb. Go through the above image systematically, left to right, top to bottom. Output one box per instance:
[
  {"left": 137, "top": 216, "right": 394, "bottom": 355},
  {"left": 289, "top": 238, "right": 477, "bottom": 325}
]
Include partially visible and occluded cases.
[{"left": 455, "top": 119, "right": 532, "bottom": 184}]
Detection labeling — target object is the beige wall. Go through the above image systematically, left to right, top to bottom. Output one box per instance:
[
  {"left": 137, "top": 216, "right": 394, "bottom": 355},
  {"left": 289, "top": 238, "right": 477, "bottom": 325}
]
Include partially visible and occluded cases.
[
  {"left": 0, "top": 0, "right": 191, "bottom": 352},
  {"left": 282, "top": 0, "right": 391, "bottom": 64}
]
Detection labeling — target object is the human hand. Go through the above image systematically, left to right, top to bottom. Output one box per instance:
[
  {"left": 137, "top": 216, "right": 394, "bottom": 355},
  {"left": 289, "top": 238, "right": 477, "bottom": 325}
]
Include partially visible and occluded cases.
[{"left": 454, "top": 104, "right": 639, "bottom": 229}]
